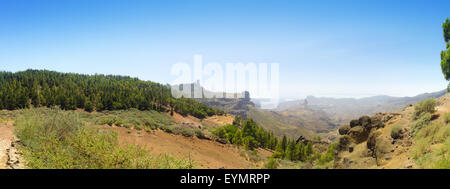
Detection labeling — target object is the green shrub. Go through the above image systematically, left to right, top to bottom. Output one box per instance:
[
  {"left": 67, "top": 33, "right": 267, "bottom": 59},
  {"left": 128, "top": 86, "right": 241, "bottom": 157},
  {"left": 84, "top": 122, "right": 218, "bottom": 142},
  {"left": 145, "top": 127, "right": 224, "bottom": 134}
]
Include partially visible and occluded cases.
[
  {"left": 413, "top": 99, "right": 436, "bottom": 120},
  {"left": 84, "top": 101, "right": 94, "bottom": 112},
  {"left": 93, "top": 109, "right": 173, "bottom": 131},
  {"left": 410, "top": 112, "right": 432, "bottom": 137},
  {"left": 444, "top": 113, "right": 450, "bottom": 124},
  {"left": 97, "top": 115, "right": 118, "bottom": 126},
  {"left": 115, "top": 119, "right": 123, "bottom": 126},
  {"left": 413, "top": 122, "right": 450, "bottom": 147},
  {"left": 412, "top": 123, "right": 450, "bottom": 167},
  {"left": 134, "top": 124, "right": 143, "bottom": 130},
  {"left": 160, "top": 125, "right": 174, "bottom": 133},
  {"left": 390, "top": 125, "right": 402, "bottom": 139},
  {"left": 174, "top": 127, "right": 194, "bottom": 137},
  {"left": 194, "top": 129, "right": 206, "bottom": 139},
  {"left": 411, "top": 137, "right": 431, "bottom": 160},
  {"left": 433, "top": 137, "right": 450, "bottom": 168},
  {"left": 315, "top": 142, "right": 338, "bottom": 169},
  {"left": 271, "top": 151, "right": 284, "bottom": 159},
  {"left": 434, "top": 156, "right": 450, "bottom": 169},
  {"left": 264, "top": 157, "right": 279, "bottom": 169}
]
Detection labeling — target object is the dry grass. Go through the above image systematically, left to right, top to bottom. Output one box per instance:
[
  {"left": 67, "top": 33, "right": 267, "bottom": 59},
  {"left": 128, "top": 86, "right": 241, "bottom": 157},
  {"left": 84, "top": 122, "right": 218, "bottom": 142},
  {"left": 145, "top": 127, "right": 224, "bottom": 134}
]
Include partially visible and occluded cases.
[{"left": 14, "top": 108, "right": 195, "bottom": 169}]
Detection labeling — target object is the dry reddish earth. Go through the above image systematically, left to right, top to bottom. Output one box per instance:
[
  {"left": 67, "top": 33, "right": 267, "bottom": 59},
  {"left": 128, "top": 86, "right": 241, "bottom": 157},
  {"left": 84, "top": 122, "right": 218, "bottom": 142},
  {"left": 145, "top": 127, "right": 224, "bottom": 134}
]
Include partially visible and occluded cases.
[{"left": 107, "top": 126, "right": 267, "bottom": 169}]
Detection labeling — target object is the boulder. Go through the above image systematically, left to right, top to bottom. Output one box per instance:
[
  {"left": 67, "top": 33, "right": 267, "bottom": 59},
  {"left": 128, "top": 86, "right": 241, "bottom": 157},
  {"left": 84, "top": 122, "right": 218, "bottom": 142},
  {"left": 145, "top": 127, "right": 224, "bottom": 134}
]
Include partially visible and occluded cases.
[
  {"left": 359, "top": 116, "right": 371, "bottom": 128},
  {"left": 370, "top": 116, "right": 385, "bottom": 129},
  {"left": 350, "top": 119, "right": 360, "bottom": 127},
  {"left": 338, "top": 125, "right": 351, "bottom": 135},
  {"left": 348, "top": 126, "right": 369, "bottom": 143},
  {"left": 367, "top": 131, "right": 382, "bottom": 153},
  {"left": 337, "top": 135, "right": 352, "bottom": 151},
  {"left": 216, "top": 138, "right": 228, "bottom": 144}
]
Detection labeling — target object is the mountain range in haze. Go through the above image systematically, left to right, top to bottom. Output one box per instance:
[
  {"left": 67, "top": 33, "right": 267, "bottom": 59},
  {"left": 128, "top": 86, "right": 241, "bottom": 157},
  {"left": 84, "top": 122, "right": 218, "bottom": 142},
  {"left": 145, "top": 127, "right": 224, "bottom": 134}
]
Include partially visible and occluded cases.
[
  {"left": 191, "top": 83, "right": 446, "bottom": 140},
  {"left": 275, "top": 90, "right": 446, "bottom": 126}
]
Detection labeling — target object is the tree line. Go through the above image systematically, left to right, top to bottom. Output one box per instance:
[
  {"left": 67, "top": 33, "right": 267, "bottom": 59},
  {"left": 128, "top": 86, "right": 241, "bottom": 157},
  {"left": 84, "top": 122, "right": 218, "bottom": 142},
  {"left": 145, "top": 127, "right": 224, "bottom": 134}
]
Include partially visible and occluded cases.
[
  {"left": 441, "top": 18, "right": 450, "bottom": 90},
  {"left": 0, "top": 70, "right": 224, "bottom": 119},
  {"left": 213, "top": 116, "right": 315, "bottom": 161},
  {"left": 213, "top": 117, "right": 278, "bottom": 150}
]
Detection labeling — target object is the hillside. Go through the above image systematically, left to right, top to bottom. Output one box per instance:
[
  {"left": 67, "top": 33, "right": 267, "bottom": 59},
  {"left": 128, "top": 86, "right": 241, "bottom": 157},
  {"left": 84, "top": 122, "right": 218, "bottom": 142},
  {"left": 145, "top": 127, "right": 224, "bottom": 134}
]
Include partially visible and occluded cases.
[
  {"left": 0, "top": 70, "right": 224, "bottom": 119},
  {"left": 0, "top": 71, "right": 278, "bottom": 169},
  {"left": 276, "top": 90, "right": 446, "bottom": 126},
  {"left": 333, "top": 94, "right": 450, "bottom": 169},
  {"left": 246, "top": 106, "right": 314, "bottom": 139},
  {"left": 0, "top": 107, "right": 274, "bottom": 169}
]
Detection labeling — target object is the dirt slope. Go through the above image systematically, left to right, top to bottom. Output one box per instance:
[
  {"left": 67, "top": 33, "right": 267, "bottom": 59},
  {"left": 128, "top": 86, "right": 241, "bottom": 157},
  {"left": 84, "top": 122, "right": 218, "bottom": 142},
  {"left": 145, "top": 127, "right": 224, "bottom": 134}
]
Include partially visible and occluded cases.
[{"left": 107, "top": 126, "right": 267, "bottom": 169}]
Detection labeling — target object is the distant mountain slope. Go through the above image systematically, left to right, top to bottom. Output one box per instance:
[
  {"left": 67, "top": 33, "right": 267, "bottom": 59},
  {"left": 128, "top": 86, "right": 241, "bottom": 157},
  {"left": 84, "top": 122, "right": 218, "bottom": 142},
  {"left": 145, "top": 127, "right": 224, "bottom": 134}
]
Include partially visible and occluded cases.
[
  {"left": 186, "top": 84, "right": 337, "bottom": 139},
  {"left": 276, "top": 90, "right": 446, "bottom": 126},
  {"left": 198, "top": 97, "right": 254, "bottom": 119},
  {"left": 246, "top": 106, "right": 327, "bottom": 139}
]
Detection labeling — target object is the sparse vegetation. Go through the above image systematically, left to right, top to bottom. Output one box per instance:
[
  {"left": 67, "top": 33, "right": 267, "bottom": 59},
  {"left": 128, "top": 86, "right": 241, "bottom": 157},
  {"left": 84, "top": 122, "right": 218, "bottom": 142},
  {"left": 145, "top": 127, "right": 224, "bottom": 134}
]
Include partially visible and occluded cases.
[
  {"left": 413, "top": 99, "right": 436, "bottom": 120},
  {"left": 14, "top": 108, "right": 195, "bottom": 169},
  {"left": 91, "top": 109, "right": 173, "bottom": 130},
  {"left": 410, "top": 112, "right": 432, "bottom": 137},
  {"left": 444, "top": 113, "right": 450, "bottom": 124},
  {"left": 411, "top": 120, "right": 450, "bottom": 168},
  {"left": 390, "top": 125, "right": 402, "bottom": 139},
  {"left": 173, "top": 127, "right": 195, "bottom": 137},
  {"left": 317, "top": 142, "right": 337, "bottom": 165},
  {"left": 238, "top": 149, "right": 263, "bottom": 163},
  {"left": 264, "top": 157, "right": 279, "bottom": 169}
]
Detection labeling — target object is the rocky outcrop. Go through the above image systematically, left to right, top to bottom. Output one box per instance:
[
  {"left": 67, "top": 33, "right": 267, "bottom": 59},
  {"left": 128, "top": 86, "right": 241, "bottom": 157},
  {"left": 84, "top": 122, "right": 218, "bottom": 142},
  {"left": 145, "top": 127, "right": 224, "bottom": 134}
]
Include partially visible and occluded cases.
[
  {"left": 334, "top": 112, "right": 402, "bottom": 168},
  {"left": 342, "top": 112, "right": 397, "bottom": 143},
  {"left": 338, "top": 125, "right": 351, "bottom": 135},
  {"left": 348, "top": 126, "right": 369, "bottom": 143},
  {"left": 367, "top": 131, "right": 382, "bottom": 157},
  {"left": 337, "top": 135, "right": 352, "bottom": 151},
  {"left": 1, "top": 137, "right": 25, "bottom": 169},
  {"left": 7, "top": 139, "right": 24, "bottom": 169}
]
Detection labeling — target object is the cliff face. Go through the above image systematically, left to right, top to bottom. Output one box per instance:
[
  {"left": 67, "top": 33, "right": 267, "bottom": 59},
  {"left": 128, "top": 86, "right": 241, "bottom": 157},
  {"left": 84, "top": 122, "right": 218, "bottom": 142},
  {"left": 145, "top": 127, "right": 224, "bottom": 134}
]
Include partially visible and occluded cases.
[{"left": 198, "top": 97, "right": 254, "bottom": 119}]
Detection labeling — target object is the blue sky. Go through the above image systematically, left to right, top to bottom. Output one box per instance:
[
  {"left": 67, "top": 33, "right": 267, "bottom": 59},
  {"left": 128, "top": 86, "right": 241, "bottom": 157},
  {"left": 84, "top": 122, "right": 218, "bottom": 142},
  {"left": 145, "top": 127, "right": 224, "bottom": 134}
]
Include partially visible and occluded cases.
[{"left": 0, "top": 0, "right": 449, "bottom": 98}]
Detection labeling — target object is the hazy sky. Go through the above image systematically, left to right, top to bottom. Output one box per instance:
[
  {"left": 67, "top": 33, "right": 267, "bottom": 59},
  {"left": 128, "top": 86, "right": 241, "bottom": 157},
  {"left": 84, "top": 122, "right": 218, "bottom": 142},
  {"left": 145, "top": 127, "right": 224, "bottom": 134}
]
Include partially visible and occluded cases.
[{"left": 1, "top": 0, "right": 449, "bottom": 99}]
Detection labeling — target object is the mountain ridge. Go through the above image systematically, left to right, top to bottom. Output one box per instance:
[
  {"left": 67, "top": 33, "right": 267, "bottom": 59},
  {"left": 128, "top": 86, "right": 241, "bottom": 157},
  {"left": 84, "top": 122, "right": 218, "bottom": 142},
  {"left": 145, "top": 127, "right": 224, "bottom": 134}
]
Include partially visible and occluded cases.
[{"left": 276, "top": 90, "right": 446, "bottom": 126}]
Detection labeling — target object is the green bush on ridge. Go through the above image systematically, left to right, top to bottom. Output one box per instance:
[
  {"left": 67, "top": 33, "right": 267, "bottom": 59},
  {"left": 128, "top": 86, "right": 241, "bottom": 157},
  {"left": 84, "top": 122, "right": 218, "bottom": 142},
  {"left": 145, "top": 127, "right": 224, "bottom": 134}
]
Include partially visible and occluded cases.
[{"left": 413, "top": 99, "right": 436, "bottom": 120}]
